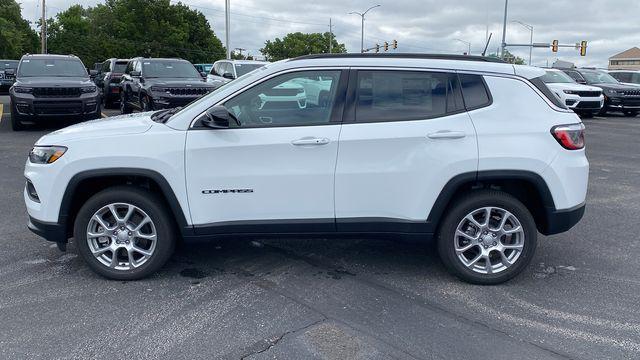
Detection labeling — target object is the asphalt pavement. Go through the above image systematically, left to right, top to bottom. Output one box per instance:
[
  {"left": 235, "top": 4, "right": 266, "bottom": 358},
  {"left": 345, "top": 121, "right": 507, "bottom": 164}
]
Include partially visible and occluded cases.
[{"left": 1, "top": 94, "right": 639, "bottom": 359}]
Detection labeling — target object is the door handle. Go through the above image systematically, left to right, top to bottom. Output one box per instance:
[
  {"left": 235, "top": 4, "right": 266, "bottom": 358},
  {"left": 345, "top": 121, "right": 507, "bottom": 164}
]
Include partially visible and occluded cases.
[
  {"left": 427, "top": 131, "right": 466, "bottom": 140},
  {"left": 291, "top": 137, "right": 331, "bottom": 146}
]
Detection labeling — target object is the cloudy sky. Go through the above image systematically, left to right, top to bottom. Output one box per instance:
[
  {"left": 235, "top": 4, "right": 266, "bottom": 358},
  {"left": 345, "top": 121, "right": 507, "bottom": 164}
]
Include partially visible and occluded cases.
[{"left": 18, "top": 0, "right": 640, "bottom": 67}]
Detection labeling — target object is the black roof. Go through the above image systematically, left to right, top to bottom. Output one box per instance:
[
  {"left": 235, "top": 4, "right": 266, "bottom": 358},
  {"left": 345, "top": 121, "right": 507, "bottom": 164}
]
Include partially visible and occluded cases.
[{"left": 290, "top": 53, "right": 506, "bottom": 63}]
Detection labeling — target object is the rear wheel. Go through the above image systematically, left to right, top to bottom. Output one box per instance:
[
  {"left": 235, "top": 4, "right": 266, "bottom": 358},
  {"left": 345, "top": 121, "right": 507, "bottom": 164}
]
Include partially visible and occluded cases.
[
  {"left": 141, "top": 94, "right": 154, "bottom": 112},
  {"left": 10, "top": 102, "right": 26, "bottom": 131},
  {"left": 74, "top": 186, "right": 176, "bottom": 280},
  {"left": 437, "top": 190, "right": 537, "bottom": 284}
]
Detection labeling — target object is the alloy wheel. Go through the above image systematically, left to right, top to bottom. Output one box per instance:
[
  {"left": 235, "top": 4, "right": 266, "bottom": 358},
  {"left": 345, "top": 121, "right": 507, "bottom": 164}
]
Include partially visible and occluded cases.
[
  {"left": 86, "top": 203, "right": 157, "bottom": 271},
  {"left": 454, "top": 206, "right": 525, "bottom": 275}
]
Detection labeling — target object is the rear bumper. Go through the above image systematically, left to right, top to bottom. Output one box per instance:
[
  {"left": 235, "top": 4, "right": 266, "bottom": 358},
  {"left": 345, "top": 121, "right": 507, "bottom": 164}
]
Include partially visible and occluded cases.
[
  {"left": 541, "top": 202, "right": 585, "bottom": 235},
  {"left": 28, "top": 216, "right": 67, "bottom": 243}
]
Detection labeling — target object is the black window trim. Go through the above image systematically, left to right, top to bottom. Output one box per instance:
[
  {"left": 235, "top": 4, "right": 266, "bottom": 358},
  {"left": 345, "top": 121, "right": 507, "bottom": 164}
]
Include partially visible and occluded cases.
[
  {"left": 190, "top": 67, "right": 350, "bottom": 130},
  {"left": 343, "top": 68, "right": 469, "bottom": 124}
]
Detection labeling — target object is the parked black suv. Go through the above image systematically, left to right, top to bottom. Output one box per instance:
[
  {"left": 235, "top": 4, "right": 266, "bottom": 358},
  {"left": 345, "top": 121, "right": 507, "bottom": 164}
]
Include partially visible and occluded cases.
[
  {"left": 9, "top": 54, "right": 101, "bottom": 131},
  {"left": 119, "top": 57, "right": 215, "bottom": 113},
  {"left": 94, "top": 58, "right": 129, "bottom": 108},
  {"left": 0, "top": 60, "right": 19, "bottom": 91},
  {"left": 561, "top": 68, "right": 640, "bottom": 116}
]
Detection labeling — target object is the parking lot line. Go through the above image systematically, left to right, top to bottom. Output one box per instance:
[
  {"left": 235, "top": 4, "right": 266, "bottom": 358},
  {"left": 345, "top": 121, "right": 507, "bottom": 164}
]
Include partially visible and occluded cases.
[
  {"left": 0, "top": 104, "right": 4, "bottom": 116},
  {"left": 101, "top": 112, "right": 107, "bottom": 118}
]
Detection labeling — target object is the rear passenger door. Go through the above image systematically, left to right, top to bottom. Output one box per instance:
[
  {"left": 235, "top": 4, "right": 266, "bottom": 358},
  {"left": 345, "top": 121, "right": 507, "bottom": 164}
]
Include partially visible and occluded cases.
[{"left": 334, "top": 69, "right": 478, "bottom": 231}]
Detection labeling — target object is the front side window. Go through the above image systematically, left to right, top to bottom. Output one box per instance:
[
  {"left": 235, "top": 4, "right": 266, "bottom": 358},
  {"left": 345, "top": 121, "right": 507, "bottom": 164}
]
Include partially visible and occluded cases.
[
  {"left": 18, "top": 58, "right": 87, "bottom": 77},
  {"left": 102, "top": 61, "right": 111, "bottom": 73},
  {"left": 224, "top": 70, "right": 342, "bottom": 128},
  {"left": 355, "top": 70, "right": 464, "bottom": 122}
]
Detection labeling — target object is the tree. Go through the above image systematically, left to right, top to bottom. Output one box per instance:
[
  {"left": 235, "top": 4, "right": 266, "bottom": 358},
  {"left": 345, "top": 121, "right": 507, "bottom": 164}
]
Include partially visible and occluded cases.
[
  {"left": 0, "top": 0, "right": 39, "bottom": 59},
  {"left": 46, "top": 0, "right": 225, "bottom": 67},
  {"left": 260, "top": 32, "right": 346, "bottom": 61},
  {"left": 488, "top": 49, "right": 525, "bottom": 65}
]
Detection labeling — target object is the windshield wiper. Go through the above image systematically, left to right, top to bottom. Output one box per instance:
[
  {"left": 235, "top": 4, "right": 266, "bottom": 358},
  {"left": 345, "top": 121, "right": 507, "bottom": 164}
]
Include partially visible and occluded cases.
[{"left": 151, "top": 106, "right": 183, "bottom": 123}]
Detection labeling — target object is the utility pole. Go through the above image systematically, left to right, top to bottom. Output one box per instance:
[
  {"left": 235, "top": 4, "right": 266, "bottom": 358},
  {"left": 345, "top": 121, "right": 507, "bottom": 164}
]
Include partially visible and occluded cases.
[
  {"left": 41, "top": 0, "right": 46, "bottom": 54},
  {"left": 225, "top": 0, "right": 230, "bottom": 59},
  {"left": 500, "top": 0, "right": 508, "bottom": 59},
  {"left": 349, "top": 4, "right": 381, "bottom": 53},
  {"left": 329, "top": 18, "right": 333, "bottom": 53}
]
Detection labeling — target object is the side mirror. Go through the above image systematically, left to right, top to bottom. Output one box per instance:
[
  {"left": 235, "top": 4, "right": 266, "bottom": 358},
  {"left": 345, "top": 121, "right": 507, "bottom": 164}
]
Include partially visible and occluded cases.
[
  {"left": 5, "top": 68, "right": 15, "bottom": 76},
  {"left": 89, "top": 70, "right": 98, "bottom": 77},
  {"left": 130, "top": 71, "right": 141, "bottom": 77},
  {"left": 200, "top": 71, "right": 207, "bottom": 78},
  {"left": 222, "top": 72, "right": 235, "bottom": 80},
  {"left": 577, "top": 79, "right": 587, "bottom": 85},
  {"left": 201, "top": 106, "right": 240, "bottom": 129}
]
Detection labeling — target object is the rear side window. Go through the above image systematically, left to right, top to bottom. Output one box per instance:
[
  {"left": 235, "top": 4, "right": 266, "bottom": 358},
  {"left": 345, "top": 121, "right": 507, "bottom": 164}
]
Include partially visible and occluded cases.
[
  {"left": 355, "top": 70, "right": 464, "bottom": 122},
  {"left": 458, "top": 74, "right": 491, "bottom": 110},
  {"left": 529, "top": 76, "right": 568, "bottom": 109}
]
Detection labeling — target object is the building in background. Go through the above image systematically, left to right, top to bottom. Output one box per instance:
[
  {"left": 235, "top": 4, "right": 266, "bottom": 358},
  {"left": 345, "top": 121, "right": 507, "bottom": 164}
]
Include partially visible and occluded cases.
[{"left": 609, "top": 47, "right": 640, "bottom": 70}]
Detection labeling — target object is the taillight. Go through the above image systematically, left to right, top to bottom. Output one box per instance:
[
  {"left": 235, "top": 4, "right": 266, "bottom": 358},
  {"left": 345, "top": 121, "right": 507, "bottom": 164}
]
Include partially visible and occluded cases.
[{"left": 551, "top": 123, "right": 585, "bottom": 150}]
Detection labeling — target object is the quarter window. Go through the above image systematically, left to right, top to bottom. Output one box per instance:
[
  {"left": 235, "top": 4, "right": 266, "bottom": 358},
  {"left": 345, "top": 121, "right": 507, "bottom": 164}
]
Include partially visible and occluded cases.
[
  {"left": 223, "top": 70, "right": 342, "bottom": 128},
  {"left": 355, "top": 71, "right": 464, "bottom": 122},
  {"left": 459, "top": 74, "right": 491, "bottom": 109}
]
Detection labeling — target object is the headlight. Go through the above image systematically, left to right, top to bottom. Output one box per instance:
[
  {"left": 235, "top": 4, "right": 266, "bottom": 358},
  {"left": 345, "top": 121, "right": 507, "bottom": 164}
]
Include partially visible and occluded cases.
[
  {"left": 13, "top": 86, "right": 33, "bottom": 94},
  {"left": 81, "top": 86, "right": 97, "bottom": 93},
  {"left": 151, "top": 86, "right": 167, "bottom": 93},
  {"left": 605, "top": 89, "right": 620, "bottom": 95},
  {"left": 563, "top": 90, "right": 577, "bottom": 95},
  {"left": 29, "top": 146, "right": 67, "bottom": 164}
]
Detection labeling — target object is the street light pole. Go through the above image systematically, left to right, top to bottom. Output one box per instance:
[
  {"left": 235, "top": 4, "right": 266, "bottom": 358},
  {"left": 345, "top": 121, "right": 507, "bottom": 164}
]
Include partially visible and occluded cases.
[
  {"left": 225, "top": 0, "right": 230, "bottom": 59},
  {"left": 500, "top": 0, "right": 508, "bottom": 59},
  {"left": 349, "top": 4, "right": 381, "bottom": 53},
  {"left": 512, "top": 20, "right": 533, "bottom": 65},
  {"left": 454, "top": 39, "right": 472, "bottom": 55}
]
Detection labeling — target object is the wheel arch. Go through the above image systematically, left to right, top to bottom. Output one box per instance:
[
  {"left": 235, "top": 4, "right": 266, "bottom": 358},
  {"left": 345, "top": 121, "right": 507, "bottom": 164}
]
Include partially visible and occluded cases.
[
  {"left": 59, "top": 168, "right": 191, "bottom": 240},
  {"left": 427, "top": 171, "right": 556, "bottom": 235}
]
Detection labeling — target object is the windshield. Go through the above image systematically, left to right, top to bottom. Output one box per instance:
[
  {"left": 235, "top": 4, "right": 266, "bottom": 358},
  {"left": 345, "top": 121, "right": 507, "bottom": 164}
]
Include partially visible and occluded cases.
[
  {"left": 18, "top": 58, "right": 87, "bottom": 77},
  {"left": 142, "top": 60, "right": 200, "bottom": 78},
  {"left": 0, "top": 61, "right": 18, "bottom": 70},
  {"left": 113, "top": 62, "right": 128, "bottom": 73},
  {"left": 234, "top": 63, "right": 264, "bottom": 77},
  {"left": 542, "top": 70, "right": 575, "bottom": 84},
  {"left": 582, "top": 70, "right": 619, "bottom": 84}
]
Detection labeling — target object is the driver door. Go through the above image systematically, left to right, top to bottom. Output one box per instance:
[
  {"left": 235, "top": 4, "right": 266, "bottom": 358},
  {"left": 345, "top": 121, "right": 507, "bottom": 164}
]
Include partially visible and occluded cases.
[{"left": 185, "top": 69, "right": 348, "bottom": 234}]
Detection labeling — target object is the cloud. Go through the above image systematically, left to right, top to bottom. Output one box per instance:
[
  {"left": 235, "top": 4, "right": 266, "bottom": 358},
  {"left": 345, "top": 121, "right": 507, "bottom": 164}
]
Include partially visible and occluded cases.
[{"left": 19, "top": 0, "right": 640, "bottom": 67}]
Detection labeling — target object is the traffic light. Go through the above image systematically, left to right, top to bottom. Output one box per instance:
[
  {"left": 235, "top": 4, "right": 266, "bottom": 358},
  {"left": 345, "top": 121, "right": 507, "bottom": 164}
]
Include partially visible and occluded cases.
[
  {"left": 392, "top": 40, "right": 397, "bottom": 49},
  {"left": 552, "top": 40, "right": 558, "bottom": 52},
  {"left": 580, "top": 41, "right": 587, "bottom": 56},
  {"left": 384, "top": 42, "right": 389, "bottom": 51},
  {"left": 375, "top": 44, "right": 380, "bottom": 53}
]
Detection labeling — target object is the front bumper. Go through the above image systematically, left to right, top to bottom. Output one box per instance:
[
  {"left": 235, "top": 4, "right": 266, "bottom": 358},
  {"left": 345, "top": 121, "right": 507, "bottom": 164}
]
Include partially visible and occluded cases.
[
  {"left": 11, "top": 92, "right": 101, "bottom": 118},
  {"left": 152, "top": 94, "right": 205, "bottom": 109},
  {"left": 564, "top": 95, "right": 604, "bottom": 111},
  {"left": 605, "top": 96, "right": 640, "bottom": 110},
  {"left": 28, "top": 216, "right": 67, "bottom": 243}
]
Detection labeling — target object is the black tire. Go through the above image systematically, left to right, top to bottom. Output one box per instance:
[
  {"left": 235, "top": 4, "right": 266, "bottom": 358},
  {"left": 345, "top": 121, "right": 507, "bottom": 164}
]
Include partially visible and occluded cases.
[
  {"left": 120, "top": 90, "right": 132, "bottom": 114},
  {"left": 141, "top": 94, "right": 154, "bottom": 112},
  {"left": 10, "top": 101, "right": 27, "bottom": 131},
  {"left": 85, "top": 102, "right": 102, "bottom": 121},
  {"left": 598, "top": 107, "right": 608, "bottom": 116},
  {"left": 624, "top": 110, "right": 638, "bottom": 117},
  {"left": 578, "top": 111, "right": 594, "bottom": 119},
  {"left": 74, "top": 186, "right": 176, "bottom": 280},
  {"left": 437, "top": 190, "right": 537, "bottom": 285}
]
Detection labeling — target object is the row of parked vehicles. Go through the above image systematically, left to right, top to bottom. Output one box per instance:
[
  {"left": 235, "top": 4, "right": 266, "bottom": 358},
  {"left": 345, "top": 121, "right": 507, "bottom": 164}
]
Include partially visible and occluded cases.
[{"left": 3, "top": 53, "right": 640, "bottom": 131}]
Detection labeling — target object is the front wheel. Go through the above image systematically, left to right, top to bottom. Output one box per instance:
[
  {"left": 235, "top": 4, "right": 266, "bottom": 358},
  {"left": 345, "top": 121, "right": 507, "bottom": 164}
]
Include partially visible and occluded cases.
[
  {"left": 120, "top": 90, "right": 132, "bottom": 114},
  {"left": 10, "top": 102, "right": 27, "bottom": 131},
  {"left": 74, "top": 186, "right": 176, "bottom": 280},
  {"left": 437, "top": 190, "right": 537, "bottom": 285}
]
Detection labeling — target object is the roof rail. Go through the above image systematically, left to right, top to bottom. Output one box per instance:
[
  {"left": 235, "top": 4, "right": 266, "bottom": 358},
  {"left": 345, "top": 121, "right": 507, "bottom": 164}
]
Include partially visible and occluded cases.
[{"left": 289, "top": 53, "right": 506, "bottom": 63}]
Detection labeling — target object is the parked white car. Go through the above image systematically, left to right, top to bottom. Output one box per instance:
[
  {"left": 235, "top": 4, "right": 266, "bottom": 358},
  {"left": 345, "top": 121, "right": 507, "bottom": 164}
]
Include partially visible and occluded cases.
[
  {"left": 24, "top": 54, "right": 588, "bottom": 284},
  {"left": 206, "top": 59, "right": 268, "bottom": 89},
  {"left": 542, "top": 69, "right": 603, "bottom": 117}
]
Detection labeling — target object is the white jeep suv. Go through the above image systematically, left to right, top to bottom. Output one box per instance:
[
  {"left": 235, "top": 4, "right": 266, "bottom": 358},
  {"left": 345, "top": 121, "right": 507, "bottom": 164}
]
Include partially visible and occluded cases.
[
  {"left": 24, "top": 54, "right": 588, "bottom": 284},
  {"left": 541, "top": 69, "right": 604, "bottom": 118}
]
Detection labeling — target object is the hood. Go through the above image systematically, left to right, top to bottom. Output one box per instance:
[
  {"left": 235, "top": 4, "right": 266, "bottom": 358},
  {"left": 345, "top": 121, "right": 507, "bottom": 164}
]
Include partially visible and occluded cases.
[
  {"left": 15, "top": 77, "right": 93, "bottom": 87},
  {"left": 146, "top": 78, "right": 213, "bottom": 87},
  {"left": 589, "top": 82, "right": 635, "bottom": 91},
  {"left": 545, "top": 83, "right": 602, "bottom": 92},
  {"left": 36, "top": 112, "right": 154, "bottom": 145}
]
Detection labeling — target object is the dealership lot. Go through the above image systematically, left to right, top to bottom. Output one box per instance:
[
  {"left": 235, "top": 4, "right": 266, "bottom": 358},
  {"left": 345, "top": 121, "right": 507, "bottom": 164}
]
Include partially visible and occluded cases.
[{"left": 1, "top": 94, "right": 640, "bottom": 359}]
